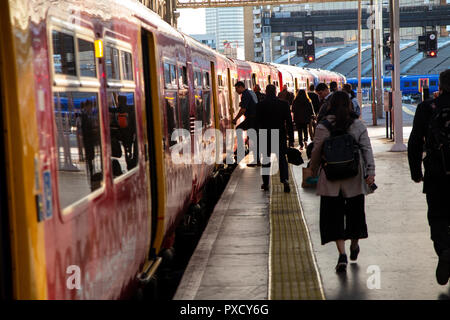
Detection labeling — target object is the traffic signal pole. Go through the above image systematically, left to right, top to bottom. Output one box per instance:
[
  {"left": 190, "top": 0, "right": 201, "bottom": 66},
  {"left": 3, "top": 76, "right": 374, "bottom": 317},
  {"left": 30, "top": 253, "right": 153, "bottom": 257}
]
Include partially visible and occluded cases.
[{"left": 389, "top": 0, "right": 407, "bottom": 152}]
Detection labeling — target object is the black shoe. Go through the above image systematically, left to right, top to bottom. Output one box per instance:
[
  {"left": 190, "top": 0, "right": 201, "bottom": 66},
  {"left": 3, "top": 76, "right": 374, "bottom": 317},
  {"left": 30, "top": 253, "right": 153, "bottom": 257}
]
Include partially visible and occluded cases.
[
  {"left": 247, "top": 163, "right": 257, "bottom": 167},
  {"left": 283, "top": 182, "right": 290, "bottom": 193},
  {"left": 261, "top": 184, "right": 269, "bottom": 191},
  {"left": 350, "top": 244, "right": 360, "bottom": 261},
  {"left": 436, "top": 250, "right": 450, "bottom": 285},
  {"left": 336, "top": 254, "right": 348, "bottom": 273}
]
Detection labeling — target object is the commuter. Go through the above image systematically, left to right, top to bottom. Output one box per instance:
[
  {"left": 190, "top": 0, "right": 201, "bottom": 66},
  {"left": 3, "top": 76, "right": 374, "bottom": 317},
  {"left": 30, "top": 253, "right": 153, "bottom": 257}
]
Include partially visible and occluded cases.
[
  {"left": 408, "top": 69, "right": 450, "bottom": 285},
  {"left": 233, "top": 81, "right": 259, "bottom": 165},
  {"left": 329, "top": 81, "right": 338, "bottom": 93},
  {"left": 315, "top": 83, "right": 333, "bottom": 122},
  {"left": 343, "top": 83, "right": 361, "bottom": 117},
  {"left": 253, "top": 84, "right": 266, "bottom": 103},
  {"left": 257, "top": 84, "right": 295, "bottom": 193},
  {"left": 278, "top": 84, "right": 294, "bottom": 106},
  {"left": 308, "top": 84, "right": 321, "bottom": 116},
  {"left": 292, "top": 89, "right": 314, "bottom": 150},
  {"left": 309, "top": 91, "right": 375, "bottom": 272}
]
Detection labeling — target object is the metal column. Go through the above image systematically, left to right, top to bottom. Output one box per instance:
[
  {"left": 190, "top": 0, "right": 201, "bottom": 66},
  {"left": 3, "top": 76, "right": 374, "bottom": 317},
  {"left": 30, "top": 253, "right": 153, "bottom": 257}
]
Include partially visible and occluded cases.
[
  {"left": 357, "top": 0, "right": 362, "bottom": 108},
  {"left": 375, "top": 0, "right": 384, "bottom": 119},
  {"left": 390, "top": 0, "right": 406, "bottom": 152}
]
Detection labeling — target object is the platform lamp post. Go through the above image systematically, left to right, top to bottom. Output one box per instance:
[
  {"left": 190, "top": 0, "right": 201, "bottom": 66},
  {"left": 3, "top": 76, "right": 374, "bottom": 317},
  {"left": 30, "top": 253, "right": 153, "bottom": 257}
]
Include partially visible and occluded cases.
[
  {"left": 357, "top": 0, "right": 363, "bottom": 109},
  {"left": 389, "top": 0, "right": 406, "bottom": 152}
]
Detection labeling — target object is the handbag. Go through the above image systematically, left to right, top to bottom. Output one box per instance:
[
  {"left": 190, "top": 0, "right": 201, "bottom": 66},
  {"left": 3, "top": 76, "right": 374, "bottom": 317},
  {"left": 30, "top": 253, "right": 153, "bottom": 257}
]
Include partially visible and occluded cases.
[
  {"left": 286, "top": 147, "right": 304, "bottom": 166},
  {"left": 302, "top": 167, "right": 318, "bottom": 188}
]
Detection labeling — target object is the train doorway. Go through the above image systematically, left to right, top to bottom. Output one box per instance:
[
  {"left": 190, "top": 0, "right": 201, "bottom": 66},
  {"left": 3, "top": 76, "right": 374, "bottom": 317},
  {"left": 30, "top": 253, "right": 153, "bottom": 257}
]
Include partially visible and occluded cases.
[
  {"left": 141, "top": 29, "right": 165, "bottom": 255},
  {"left": 0, "top": 43, "right": 13, "bottom": 299}
]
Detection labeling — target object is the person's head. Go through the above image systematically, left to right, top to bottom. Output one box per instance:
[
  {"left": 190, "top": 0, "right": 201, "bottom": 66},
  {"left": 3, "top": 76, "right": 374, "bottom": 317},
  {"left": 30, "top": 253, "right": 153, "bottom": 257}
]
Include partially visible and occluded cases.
[
  {"left": 439, "top": 69, "right": 450, "bottom": 94},
  {"left": 235, "top": 81, "right": 246, "bottom": 94},
  {"left": 329, "top": 81, "right": 338, "bottom": 92},
  {"left": 315, "top": 83, "right": 330, "bottom": 100},
  {"left": 342, "top": 83, "right": 356, "bottom": 98},
  {"left": 253, "top": 84, "right": 261, "bottom": 93},
  {"left": 266, "top": 84, "right": 276, "bottom": 98},
  {"left": 282, "top": 84, "right": 288, "bottom": 91},
  {"left": 309, "top": 84, "right": 315, "bottom": 92},
  {"left": 294, "top": 89, "right": 309, "bottom": 103},
  {"left": 327, "top": 91, "right": 354, "bottom": 130}
]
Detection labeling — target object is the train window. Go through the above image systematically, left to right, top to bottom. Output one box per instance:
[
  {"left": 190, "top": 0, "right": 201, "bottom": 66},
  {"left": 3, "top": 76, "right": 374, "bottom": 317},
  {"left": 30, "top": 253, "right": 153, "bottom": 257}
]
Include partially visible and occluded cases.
[
  {"left": 52, "top": 31, "right": 77, "bottom": 76},
  {"left": 78, "top": 39, "right": 96, "bottom": 78},
  {"left": 105, "top": 46, "right": 120, "bottom": 80},
  {"left": 121, "top": 51, "right": 133, "bottom": 81},
  {"left": 164, "top": 63, "right": 171, "bottom": 85},
  {"left": 170, "top": 64, "right": 177, "bottom": 86},
  {"left": 179, "top": 66, "right": 188, "bottom": 87},
  {"left": 194, "top": 71, "right": 203, "bottom": 88},
  {"left": 204, "top": 71, "right": 210, "bottom": 88},
  {"left": 218, "top": 75, "right": 223, "bottom": 87},
  {"left": 430, "top": 80, "right": 437, "bottom": 86},
  {"left": 412, "top": 81, "right": 417, "bottom": 87},
  {"left": 404, "top": 82, "right": 410, "bottom": 87},
  {"left": 53, "top": 91, "right": 103, "bottom": 209},
  {"left": 107, "top": 92, "right": 138, "bottom": 178},
  {"left": 203, "top": 92, "right": 212, "bottom": 127},
  {"left": 195, "top": 94, "right": 203, "bottom": 123},
  {"left": 166, "top": 96, "right": 178, "bottom": 146}
]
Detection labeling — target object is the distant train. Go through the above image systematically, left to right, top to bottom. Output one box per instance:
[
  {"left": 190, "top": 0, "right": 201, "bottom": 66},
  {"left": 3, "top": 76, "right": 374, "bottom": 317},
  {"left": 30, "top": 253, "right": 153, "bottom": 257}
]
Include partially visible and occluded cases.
[
  {"left": 0, "top": 0, "right": 345, "bottom": 299},
  {"left": 346, "top": 74, "right": 439, "bottom": 96}
]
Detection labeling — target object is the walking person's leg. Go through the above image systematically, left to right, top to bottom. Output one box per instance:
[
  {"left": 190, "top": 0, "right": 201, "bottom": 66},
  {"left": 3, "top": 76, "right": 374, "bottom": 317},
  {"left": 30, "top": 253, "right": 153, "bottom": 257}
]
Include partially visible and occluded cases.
[
  {"left": 302, "top": 124, "right": 309, "bottom": 146},
  {"left": 297, "top": 126, "right": 304, "bottom": 149},
  {"left": 426, "top": 189, "right": 450, "bottom": 285},
  {"left": 320, "top": 194, "right": 348, "bottom": 272},
  {"left": 344, "top": 194, "right": 368, "bottom": 261}
]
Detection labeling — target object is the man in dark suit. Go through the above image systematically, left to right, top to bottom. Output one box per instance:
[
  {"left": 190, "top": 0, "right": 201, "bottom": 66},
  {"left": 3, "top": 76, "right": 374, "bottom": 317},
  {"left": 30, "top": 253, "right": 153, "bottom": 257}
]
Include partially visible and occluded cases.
[
  {"left": 408, "top": 69, "right": 450, "bottom": 285},
  {"left": 257, "top": 84, "right": 295, "bottom": 192}
]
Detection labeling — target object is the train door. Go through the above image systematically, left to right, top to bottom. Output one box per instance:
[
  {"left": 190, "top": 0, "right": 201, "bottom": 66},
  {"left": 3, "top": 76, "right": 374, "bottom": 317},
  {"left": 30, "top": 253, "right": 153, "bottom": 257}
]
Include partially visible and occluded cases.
[
  {"left": 141, "top": 29, "right": 164, "bottom": 255},
  {"left": 0, "top": 41, "right": 12, "bottom": 300},
  {"left": 418, "top": 78, "right": 429, "bottom": 93}
]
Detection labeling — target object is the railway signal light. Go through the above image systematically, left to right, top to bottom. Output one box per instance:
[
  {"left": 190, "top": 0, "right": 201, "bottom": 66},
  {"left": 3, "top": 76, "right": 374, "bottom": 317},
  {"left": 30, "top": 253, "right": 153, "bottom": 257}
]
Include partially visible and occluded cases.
[
  {"left": 427, "top": 31, "right": 437, "bottom": 51},
  {"left": 303, "top": 36, "right": 315, "bottom": 63},
  {"left": 428, "top": 50, "right": 437, "bottom": 58}
]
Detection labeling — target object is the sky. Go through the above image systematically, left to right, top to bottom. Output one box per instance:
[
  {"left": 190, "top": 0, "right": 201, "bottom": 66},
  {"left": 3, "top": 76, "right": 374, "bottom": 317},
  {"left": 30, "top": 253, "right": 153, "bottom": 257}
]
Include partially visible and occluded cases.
[{"left": 177, "top": 8, "right": 206, "bottom": 35}]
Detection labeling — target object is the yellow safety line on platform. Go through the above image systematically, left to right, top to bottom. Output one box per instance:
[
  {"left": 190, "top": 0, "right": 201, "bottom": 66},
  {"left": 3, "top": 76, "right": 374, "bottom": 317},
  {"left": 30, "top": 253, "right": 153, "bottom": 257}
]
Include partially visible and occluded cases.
[{"left": 268, "top": 164, "right": 325, "bottom": 300}]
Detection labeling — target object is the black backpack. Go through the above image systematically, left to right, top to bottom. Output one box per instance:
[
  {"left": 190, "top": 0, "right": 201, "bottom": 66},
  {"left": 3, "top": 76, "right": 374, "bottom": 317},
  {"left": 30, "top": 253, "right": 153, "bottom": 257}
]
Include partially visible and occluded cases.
[
  {"left": 429, "top": 100, "right": 450, "bottom": 175},
  {"left": 320, "top": 120, "right": 360, "bottom": 181}
]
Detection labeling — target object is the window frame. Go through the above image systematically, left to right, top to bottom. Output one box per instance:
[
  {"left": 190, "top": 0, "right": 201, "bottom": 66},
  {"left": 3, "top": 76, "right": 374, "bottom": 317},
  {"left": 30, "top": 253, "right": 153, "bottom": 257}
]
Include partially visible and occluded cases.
[
  {"left": 48, "top": 17, "right": 106, "bottom": 217},
  {"left": 104, "top": 36, "right": 135, "bottom": 90},
  {"left": 163, "top": 59, "right": 178, "bottom": 90}
]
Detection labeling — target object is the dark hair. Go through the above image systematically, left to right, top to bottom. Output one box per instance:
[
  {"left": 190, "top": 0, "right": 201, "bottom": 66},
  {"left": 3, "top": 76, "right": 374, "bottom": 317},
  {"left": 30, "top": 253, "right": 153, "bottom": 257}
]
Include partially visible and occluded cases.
[
  {"left": 439, "top": 69, "right": 450, "bottom": 93},
  {"left": 235, "top": 81, "right": 245, "bottom": 88},
  {"left": 329, "top": 81, "right": 338, "bottom": 92},
  {"left": 315, "top": 82, "right": 328, "bottom": 92},
  {"left": 343, "top": 83, "right": 356, "bottom": 99},
  {"left": 266, "top": 84, "right": 276, "bottom": 97},
  {"left": 309, "top": 84, "right": 315, "bottom": 91},
  {"left": 294, "top": 89, "right": 310, "bottom": 104},
  {"left": 326, "top": 91, "right": 354, "bottom": 131}
]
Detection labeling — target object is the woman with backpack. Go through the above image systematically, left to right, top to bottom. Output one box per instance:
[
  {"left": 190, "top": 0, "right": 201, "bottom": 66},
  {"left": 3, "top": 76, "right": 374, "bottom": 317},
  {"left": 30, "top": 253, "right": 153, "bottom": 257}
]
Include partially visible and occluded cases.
[
  {"left": 292, "top": 89, "right": 315, "bottom": 150},
  {"left": 309, "top": 91, "right": 376, "bottom": 272}
]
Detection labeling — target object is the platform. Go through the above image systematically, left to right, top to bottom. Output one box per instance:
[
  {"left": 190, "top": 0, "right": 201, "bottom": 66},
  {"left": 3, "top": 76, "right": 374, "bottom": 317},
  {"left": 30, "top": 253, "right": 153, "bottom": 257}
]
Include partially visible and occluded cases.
[{"left": 175, "top": 124, "right": 450, "bottom": 300}]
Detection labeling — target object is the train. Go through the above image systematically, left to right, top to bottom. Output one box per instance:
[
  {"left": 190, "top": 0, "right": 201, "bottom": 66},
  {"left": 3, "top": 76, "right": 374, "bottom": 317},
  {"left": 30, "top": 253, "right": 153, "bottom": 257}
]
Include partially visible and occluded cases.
[
  {"left": 0, "top": 0, "right": 345, "bottom": 299},
  {"left": 346, "top": 74, "right": 439, "bottom": 97}
]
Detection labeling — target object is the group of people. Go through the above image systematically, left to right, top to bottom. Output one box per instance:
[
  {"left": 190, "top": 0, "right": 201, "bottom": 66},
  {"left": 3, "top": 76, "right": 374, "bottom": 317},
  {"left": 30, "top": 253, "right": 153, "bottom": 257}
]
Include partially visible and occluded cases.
[{"left": 232, "top": 69, "right": 450, "bottom": 286}]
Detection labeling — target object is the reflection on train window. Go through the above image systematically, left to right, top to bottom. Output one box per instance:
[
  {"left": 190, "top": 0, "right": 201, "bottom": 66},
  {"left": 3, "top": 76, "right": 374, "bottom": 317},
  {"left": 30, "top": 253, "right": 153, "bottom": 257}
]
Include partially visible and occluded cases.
[
  {"left": 52, "top": 31, "right": 76, "bottom": 76},
  {"left": 78, "top": 39, "right": 96, "bottom": 77},
  {"left": 105, "top": 46, "right": 120, "bottom": 80},
  {"left": 121, "top": 51, "right": 133, "bottom": 81},
  {"left": 164, "top": 63, "right": 171, "bottom": 85},
  {"left": 170, "top": 64, "right": 177, "bottom": 86},
  {"left": 179, "top": 66, "right": 188, "bottom": 86},
  {"left": 194, "top": 71, "right": 203, "bottom": 88},
  {"left": 204, "top": 71, "right": 210, "bottom": 88},
  {"left": 218, "top": 75, "right": 223, "bottom": 87},
  {"left": 412, "top": 81, "right": 417, "bottom": 87},
  {"left": 404, "top": 82, "right": 410, "bottom": 87},
  {"left": 203, "top": 91, "right": 212, "bottom": 127},
  {"left": 53, "top": 92, "right": 103, "bottom": 209},
  {"left": 108, "top": 92, "right": 138, "bottom": 178},
  {"left": 195, "top": 94, "right": 203, "bottom": 123},
  {"left": 179, "top": 95, "right": 190, "bottom": 131},
  {"left": 166, "top": 96, "right": 178, "bottom": 146}
]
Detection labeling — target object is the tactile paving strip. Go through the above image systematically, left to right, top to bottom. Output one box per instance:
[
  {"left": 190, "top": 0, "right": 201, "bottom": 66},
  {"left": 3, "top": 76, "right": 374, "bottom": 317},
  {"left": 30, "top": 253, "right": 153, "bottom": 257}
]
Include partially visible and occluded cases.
[{"left": 268, "top": 164, "right": 325, "bottom": 300}]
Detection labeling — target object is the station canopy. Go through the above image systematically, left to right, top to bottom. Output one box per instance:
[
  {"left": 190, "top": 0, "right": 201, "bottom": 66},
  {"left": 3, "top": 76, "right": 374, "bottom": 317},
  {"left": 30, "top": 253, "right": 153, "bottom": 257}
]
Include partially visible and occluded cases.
[{"left": 177, "top": 0, "right": 356, "bottom": 9}]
